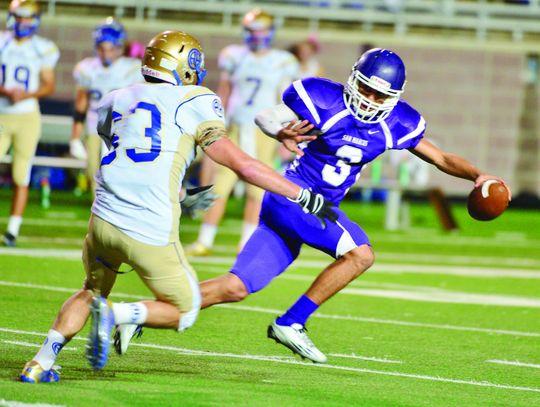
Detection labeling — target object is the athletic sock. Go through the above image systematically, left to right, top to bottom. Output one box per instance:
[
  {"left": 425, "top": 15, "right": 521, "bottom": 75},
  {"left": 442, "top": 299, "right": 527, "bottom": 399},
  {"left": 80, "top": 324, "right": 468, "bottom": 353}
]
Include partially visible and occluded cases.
[
  {"left": 7, "top": 215, "right": 22, "bottom": 237},
  {"left": 198, "top": 223, "right": 217, "bottom": 248},
  {"left": 239, "top": 223, "right": 257, "bottom": 250},
  {"left": 276, "top": 295, "right": 319, "bottom": 327},
  {"left": 112, "top": 302, "right": 148, "bottom": 325},
  {"left": 34, "top": 329, "right": 66, "bottom": 371}
]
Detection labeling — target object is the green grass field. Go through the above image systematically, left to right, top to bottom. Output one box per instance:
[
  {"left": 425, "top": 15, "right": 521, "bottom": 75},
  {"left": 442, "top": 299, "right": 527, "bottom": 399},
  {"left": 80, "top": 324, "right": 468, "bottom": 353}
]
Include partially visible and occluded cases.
[{"left": 0, "top": 189, "right": 539, "bottom": 406}]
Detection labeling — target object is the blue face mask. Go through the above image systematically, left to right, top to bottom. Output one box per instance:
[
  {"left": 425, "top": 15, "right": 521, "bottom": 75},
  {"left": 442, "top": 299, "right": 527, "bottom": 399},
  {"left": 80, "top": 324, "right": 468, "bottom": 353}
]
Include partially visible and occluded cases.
[
  {"left": 7, "top": 14, "right": 40, "bottom": 38},
  {"left": 242, "top": 27, "right": 275, "bottom": 52}
]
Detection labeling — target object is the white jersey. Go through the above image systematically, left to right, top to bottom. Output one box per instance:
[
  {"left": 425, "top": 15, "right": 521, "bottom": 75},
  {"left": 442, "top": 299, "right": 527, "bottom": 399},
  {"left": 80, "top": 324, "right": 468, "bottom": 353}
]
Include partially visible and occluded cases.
[
  {"left": 0, "top": 31, "right": 59, "bottom": 114},
  {"left": 219, "top": 44, "right": 298, "bottom": 125},
  {"left": 73, "top": 56, "right": 142, "bottom": 134},
  {"left": 93, "top": 82, "right": 226, "bottom": 246}
]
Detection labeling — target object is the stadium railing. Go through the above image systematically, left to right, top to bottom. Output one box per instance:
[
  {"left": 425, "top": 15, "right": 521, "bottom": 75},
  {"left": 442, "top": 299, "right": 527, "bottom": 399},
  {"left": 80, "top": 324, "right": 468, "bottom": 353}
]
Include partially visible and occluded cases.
[{"left": 40, "top": 0, "right": 540, "bottom": 40}]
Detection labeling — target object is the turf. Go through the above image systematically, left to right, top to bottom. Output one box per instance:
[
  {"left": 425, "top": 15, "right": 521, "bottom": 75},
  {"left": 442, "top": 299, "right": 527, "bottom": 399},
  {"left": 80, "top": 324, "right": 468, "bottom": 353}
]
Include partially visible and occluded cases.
[{"left": 0, "top": 189, "right": 539, "bottom": 406}]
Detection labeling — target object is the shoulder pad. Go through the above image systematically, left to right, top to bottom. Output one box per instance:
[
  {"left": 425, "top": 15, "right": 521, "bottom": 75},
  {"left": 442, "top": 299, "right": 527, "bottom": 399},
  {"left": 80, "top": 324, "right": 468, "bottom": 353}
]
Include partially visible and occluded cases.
[
  {"left": 283, "top": 78, "right": 345, "bottom": 126},
  {"left": 385, "top": 100, "right": 426, "bottom": 149}
]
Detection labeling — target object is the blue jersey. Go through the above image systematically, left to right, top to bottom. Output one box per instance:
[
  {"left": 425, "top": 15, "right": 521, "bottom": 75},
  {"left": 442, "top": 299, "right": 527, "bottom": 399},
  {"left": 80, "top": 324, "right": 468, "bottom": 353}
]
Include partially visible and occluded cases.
[{"left": 282, "top": 78, "right": 426, "bottom": 204}]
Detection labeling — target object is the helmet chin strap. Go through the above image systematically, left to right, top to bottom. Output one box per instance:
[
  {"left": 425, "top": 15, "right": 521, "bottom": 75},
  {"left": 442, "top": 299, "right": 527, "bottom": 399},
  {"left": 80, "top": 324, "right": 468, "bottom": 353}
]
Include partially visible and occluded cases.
[
  {"left": 171, "top": 68, "right": 206, "bottom": 86},
  {"left": 196, "top": 69, "right": 207, "bottom": 85},
  {"left": 172, "top": 70, "right": 183, "bottom": 86}
]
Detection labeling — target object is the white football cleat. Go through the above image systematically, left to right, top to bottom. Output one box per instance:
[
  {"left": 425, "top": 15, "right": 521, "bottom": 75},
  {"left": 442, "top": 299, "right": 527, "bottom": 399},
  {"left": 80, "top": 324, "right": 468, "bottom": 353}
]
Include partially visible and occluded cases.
[
  {"left": 267, "top": 320, "right": 327, "bottom": 363},
  {"left": 114, "top": 323, "right": 143, "bottom": 355}
]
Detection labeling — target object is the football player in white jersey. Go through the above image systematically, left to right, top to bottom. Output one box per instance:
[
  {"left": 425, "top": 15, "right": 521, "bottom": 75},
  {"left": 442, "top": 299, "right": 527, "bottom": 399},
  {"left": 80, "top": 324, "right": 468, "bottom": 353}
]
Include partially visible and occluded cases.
[
  {"left": 0, "top": 0, "right": 59, "bottom": 247},
  {"left": 187, "top": 8, "right": 300, "bottom": 255},
  {"left": 69, "top": 18, "right": 142, "bottom": 196},
  {"left": 19, "top": 30, "right": 336, "bottom": 382}
]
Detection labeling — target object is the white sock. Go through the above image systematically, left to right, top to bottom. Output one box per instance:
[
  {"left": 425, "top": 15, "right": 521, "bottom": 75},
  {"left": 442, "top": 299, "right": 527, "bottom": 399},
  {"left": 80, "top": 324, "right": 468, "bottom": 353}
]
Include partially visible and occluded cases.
[
  {"left": 7, "top": 215, "right": 22, "bottom": 237},
  {"left": 198, "top": 223, "right": 217, "bottom": 248},
  {"left": 239, "top": 223, "right": 257, "bottom": 250},
  {"left": 112, "top": 302, "right": 148, "bottom": 325},
  {"left": 34, "top": 329, "right": 66, "bottom": 371}
]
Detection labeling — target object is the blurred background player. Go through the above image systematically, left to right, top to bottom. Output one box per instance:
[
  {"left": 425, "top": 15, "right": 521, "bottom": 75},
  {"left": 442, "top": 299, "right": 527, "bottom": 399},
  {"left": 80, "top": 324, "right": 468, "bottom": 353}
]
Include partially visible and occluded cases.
[
  {"left": 0, "top": 0, "right": 59, "bottom": 247},
  {"left": 187, "top": 8, "right": 299, "bottom": 256},
  {"left": 69, "top": 17, "right": 142, "bottom": 196},
  {"left": 19, "top": 30, "right": 335, "bottom": 382},
  {"left": 289, "top": 34, "right": 325, "bottom": 79},
  {"left": 195, "top": 48, "right": 511, "bottom": 363}
]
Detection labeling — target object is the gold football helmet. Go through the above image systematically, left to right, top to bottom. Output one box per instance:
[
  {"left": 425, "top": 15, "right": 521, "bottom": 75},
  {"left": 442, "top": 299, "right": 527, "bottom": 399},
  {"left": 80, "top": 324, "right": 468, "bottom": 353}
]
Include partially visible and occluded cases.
[
  {"left": 7, "top": 0, "right": 41, "bottom": 37},
  {"left": 242, "top": 8, "right": 275, "bottom": 51},
  {"left": 142, "top": 31, "right": 207, "bottom": 86}
]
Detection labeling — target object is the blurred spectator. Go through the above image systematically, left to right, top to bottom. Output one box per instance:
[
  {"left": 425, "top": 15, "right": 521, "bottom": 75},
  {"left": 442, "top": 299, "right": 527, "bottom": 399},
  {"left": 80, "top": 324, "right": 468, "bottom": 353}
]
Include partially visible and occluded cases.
[
  {"left": 289, "top": 35, "right": 325, "bottom": 78},
  {"left": 125, "top": 40, "right": 145, "bottom": 60}
]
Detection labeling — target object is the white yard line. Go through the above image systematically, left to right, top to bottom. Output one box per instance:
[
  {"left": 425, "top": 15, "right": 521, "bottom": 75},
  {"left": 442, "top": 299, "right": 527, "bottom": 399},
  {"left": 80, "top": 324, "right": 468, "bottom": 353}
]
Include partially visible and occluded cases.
[
  {"left": 2, "top": 216, "right": 539, "bottom": 247},
  {"left": 0, "top": 217, "right": 88, "bottom": 228},
  {"left": 3, "top": 235, "right": 540, "bottom": 269},
  {"left": 17, "top": 236, "right": 84, "bottom": 245},
  {"left": 211, "top": 245, "right": 540, "bottom": 268},
  {"left": 4, "top": 247, "right": 540, "bottom": 280},
  {"left": 0, "top": 248, "right": 81, "bottom": 259},
  {"left": 189, "top": 256, "right": 540, "bottom": 279},
  {"left": 3, "top": 272, "right": 540, "bottom": 308},
  {"left": 0, "top": 280, "right": 539, "bottom": 337},
  {"left": 0, "top": 281, "right": 145, "bottom": 300},
  {"left": 340, "top": 287, "right": 540, "bottom": 308},
  {"left": 217, "top": 304, "right": 540, "bottom": 338},
  {"left": 1, "top": 327, "right": 539, "bottom": 394},
  {"left": 2, "top": 340, "right": 77, "bottom": 351},
  {"left": 328, "top": 353, "right": 402, "bottom": 364},
  {"left": 486, "top": 360, "right": 540, "bottom": 369},
  {"left": 0, "top": 400, "right": 66, "bottom": 407}
]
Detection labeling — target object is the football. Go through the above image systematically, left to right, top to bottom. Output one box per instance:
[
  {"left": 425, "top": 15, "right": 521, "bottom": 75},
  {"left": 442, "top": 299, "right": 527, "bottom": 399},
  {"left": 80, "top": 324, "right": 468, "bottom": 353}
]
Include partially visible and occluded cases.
[{"left": 467, "top": 180, "right": 509, "bottom": 221}]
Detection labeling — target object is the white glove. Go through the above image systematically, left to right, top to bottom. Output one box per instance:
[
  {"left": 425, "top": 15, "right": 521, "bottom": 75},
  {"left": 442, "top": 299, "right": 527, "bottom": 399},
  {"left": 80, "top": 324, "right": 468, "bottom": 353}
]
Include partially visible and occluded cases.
[
  {"left": 70, "top": 139, "right": 87, "bottom": 160},
  {"left": 180, "top": 185, "right": 218, "bottom": 219}
]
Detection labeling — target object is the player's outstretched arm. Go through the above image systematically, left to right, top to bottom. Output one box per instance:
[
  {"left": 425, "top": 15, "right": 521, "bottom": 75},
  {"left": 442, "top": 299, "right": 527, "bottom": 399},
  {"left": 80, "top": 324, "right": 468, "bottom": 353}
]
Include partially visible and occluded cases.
[
  {"left": 256, "top": 104, "right": 317, "bottom": 156},
  {"left": 205, "top": 137, "right": 337, "bottom": 225},
  {"left": 411, "top": 139, "right": 512, "bottom": 199}
]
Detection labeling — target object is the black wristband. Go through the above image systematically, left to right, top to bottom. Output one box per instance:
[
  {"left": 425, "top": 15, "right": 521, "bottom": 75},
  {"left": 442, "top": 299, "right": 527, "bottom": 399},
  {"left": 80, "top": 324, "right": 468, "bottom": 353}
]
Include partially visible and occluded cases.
[{"left": 73, "top": 110, "right": 87, "bottom": 123}]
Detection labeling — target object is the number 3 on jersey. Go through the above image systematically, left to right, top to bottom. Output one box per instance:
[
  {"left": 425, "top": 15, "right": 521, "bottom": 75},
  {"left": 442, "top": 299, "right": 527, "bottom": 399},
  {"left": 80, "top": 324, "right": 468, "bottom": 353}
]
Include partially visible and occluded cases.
[
  {"left": 101, "top": 102, "right": 162, "bottom": 166},
  {"left": 321, "top": 145, "right": 363, "bottom": 187}
]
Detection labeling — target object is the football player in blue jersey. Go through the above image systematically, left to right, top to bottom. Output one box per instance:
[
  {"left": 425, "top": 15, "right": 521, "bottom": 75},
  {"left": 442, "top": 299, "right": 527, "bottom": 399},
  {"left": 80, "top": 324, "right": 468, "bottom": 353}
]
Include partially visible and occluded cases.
[{"left": 119, "top": 48, "right": 512, "bottom": 363}]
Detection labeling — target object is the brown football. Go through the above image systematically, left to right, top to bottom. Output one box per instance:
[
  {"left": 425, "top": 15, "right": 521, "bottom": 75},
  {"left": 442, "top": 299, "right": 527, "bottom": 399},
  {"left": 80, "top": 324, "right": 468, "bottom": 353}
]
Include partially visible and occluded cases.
[{"left": 467, "top": 180, "right": 509, "bottom": 221}]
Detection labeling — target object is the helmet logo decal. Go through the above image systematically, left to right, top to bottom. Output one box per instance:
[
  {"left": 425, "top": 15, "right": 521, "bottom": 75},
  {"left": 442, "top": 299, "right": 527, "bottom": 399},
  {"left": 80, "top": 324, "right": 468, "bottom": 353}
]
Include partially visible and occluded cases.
[
  {"left": 187, "top": 48, "right": 203, "bottom": 70},
  {"left": 370, "top": 75, "right": 391, "bottom": 90},
  {"left": 212, "top": 98, "right": 224, "bottom": 118}
]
